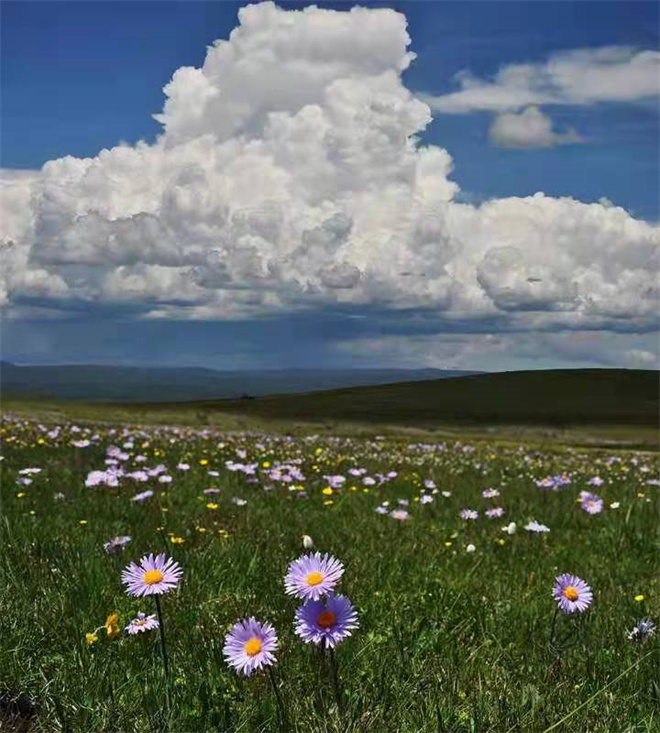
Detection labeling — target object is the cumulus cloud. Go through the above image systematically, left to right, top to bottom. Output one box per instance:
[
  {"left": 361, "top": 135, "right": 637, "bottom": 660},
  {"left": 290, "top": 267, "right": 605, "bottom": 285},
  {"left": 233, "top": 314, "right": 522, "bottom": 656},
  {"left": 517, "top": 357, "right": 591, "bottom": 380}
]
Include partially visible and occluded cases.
[
  {"left": 0, "top": 2, "right": 658, "bottom": 340},
  {"left": 425, "top": 46, "right": 660, "bottom": 114},
  {"left": 489, "top": 106, "right": 582, "bottom": 148}
]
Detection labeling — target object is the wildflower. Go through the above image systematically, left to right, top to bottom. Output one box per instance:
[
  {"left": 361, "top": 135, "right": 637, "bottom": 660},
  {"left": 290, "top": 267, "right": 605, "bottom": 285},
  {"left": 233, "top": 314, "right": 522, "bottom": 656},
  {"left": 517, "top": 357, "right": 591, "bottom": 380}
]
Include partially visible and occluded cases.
[
  {"left": 482, "top": 488, "right": 500, "bottom": 499},
  {"left": 132, "top": 490, "right": 154, "bottom": 504},
  {"left": 441, "top": 491, "right": 452, "bottom": 498},
  {"left": 579, "top": 492, "right": 604, "bottom": 515},
  {"left": 420, "top": 494, "right": 434, "bottom": 504},
  {"left": 232, "top": 497, "right": 247, "bottom": 506},
  {"left": 610, "top": 501, "right": 620, "bottom": 509},
  {"left": 206, "top": 502, "right": 219, "bottom": 510},
  {"left": 375, "top": 505, "right": 388, "bottom": 514},
  {"left": 486, "top": 507, "right": 505, "bottom": 519},
  {"left": 389, "top": 509, "right": 409, "bottom": 521},
  {"left": 460, "top": 509, "right": 478, "bottom": 521},
  {"left": 525, "top": 520, "right": 550, "bottom": 533},
  {"left": 502, "top": 522, "right": 517, "bottom": 535},
  {"left": 103, "top": 535, "right": 131, "bottom": 555},
  {"left": 302, "top": 535, "right": 314, "bottom": 549},
  {"left": 170, "top": 536, "right": 185, "bottom": 544},
  {"left": 466, "top": 544, "right": 476, "bottom": 553},
  {"left": 285, "top": 552, "right": 344, "bottom": 601},
  {"left": 121, "top": 553, "right": 183, "bottom": 597},
  {"left": 553, "top": 574, "right": 593, "bottom": 614},
  {"left": 295, "top": 594, "right": 358, "bottom": 648},
  {"left": 634, "top": 594, "right": 645, "bottom": 602},
  {"left": 126, "top": 612, "right": 159, "bottom": 635},
  {"left": 104, "top": 613, "right": 120, "bottom": 639},
  {"left": 223, "top": 618, "right": 278, "bottom": 676},
  {"left": 628, "top": 619, "right": 656, "bottom": 644},
  {"left": 85, "top": 632, "right": 98, "bottom": 645}
]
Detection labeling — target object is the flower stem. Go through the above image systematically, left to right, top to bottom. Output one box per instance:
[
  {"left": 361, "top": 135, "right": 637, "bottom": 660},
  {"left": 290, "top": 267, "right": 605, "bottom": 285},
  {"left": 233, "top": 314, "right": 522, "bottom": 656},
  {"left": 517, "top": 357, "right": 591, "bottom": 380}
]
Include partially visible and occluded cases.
[
  {"left": 154, "top": 595, "right": 170, "bottom": 679},
  {"left": 548, "top": 607, "right": 560, "bottom": 654},
  {"left": 328, "top": 647, "right": 343, "bottom": 713},
  {"left": 267, "top": 666, "right": 289, "bottom": 732}
]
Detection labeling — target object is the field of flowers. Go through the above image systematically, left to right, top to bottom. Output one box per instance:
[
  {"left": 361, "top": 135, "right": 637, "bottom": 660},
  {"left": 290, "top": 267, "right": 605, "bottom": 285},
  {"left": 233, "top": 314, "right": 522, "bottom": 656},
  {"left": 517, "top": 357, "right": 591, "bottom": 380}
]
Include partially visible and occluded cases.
[{"left": 1, "top": 415, "right": 658, "bottom": 732}]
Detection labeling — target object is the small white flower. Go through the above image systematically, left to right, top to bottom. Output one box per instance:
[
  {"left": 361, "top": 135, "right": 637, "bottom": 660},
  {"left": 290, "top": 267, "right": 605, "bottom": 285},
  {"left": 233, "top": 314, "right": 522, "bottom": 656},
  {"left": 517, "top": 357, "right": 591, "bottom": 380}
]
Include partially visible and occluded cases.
[
  {"left": 610, "top": 502, "right": 620, "bottom": 509},
  {"left": 502, "top": 522, "right": 517, "bottom": 535},
  {"left": 302, "top": 534, "right": 314, "bottom": 549},
  {"left": 466, "top": 544, "right": 476, "bottom": 553}
]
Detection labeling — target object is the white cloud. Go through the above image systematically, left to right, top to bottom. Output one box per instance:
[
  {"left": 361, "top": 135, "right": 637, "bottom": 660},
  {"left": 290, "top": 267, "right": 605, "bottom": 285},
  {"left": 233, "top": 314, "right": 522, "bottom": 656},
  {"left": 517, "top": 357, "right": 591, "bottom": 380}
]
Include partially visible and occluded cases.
[
  {"left": 0, "top": 2, "right": 658, "bottom": 336},
  {"left": 425, "top": 46, "right": 660, "bottom": 114},
  {"left": 489, "top": 106, "right": 582, "bottom": 148}
]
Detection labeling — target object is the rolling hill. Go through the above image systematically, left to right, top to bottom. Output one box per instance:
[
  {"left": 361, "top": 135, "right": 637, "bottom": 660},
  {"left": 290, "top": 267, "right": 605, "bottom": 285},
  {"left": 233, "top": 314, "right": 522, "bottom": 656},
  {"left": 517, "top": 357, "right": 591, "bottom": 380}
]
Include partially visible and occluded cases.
[{"left": 175, "top": 368, "right": 660, "bottom": 429}]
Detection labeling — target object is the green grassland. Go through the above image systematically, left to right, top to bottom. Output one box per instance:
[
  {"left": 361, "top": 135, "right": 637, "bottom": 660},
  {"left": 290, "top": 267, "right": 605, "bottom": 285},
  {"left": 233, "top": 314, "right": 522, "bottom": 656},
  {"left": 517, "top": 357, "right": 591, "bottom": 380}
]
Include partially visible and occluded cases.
[
  {"left": 181, "top": 368, "right": 659, "bottom": 428},
  {"left": 1, "top": 412, "right": 659, "bottom": 732}
]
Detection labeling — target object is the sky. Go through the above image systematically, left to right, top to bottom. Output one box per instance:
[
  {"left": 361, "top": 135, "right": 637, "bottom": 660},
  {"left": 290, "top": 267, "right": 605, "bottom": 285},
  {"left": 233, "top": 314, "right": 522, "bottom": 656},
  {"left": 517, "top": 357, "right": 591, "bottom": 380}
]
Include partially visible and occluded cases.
[{"left": 1, "top": 0, "right": 659, "bottom": 371}]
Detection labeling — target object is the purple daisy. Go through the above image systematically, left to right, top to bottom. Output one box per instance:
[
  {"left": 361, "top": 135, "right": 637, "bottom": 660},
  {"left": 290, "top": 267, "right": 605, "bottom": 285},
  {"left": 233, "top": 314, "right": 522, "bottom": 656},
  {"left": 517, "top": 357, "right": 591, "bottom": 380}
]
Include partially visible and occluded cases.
[
  {"left": 131, "top": 489, "right": 154, "bottom": 504},
  {"left": 579, "top": 491, "right": 604, "bottom": 515},
  {"left": 485, "top": 507, "right": 505, "bottom": 519},
  {"left": 389, "top": 509, "right": 410, "bottom": 521},
  {"left": 460, "top": 509, "right": 478, "bottom": 521},
  {"left": 103, "top": 535, "right": 132, "bottom": 555},
  {"left": 284, "top": 552, "right": 344, "bottom": 601},
  {"left": 121, "top": 553, "right": 183, "bottom": 597},
  {"left": 553, "top": 574, "right": 593, "bottom": 614},
  {"left": 295, "top": 594, "right": 359, "bottom": 648},
  {"left": 125, "top": 612, "right": 159, "bottom": 635},
  {"left": 223, "top": 617, "right": 278, "bottom": 676},
  {"left": 628, "top": 619, "right": 656, "bottom": 644}
]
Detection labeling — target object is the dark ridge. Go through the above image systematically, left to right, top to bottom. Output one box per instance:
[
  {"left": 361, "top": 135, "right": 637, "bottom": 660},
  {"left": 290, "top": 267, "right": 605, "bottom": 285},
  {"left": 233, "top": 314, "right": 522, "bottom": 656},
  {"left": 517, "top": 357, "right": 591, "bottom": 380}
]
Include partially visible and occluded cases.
[{"left": 162, "top": 368, "right": 660, "bottom": 428}]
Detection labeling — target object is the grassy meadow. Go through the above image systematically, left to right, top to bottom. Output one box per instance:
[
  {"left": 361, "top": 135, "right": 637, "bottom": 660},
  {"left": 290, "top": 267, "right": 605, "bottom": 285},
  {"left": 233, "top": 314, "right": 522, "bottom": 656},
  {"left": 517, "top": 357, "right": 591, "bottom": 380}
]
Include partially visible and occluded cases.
[{"left": 1, "top": 413, "right": 659, "bottom": 732}]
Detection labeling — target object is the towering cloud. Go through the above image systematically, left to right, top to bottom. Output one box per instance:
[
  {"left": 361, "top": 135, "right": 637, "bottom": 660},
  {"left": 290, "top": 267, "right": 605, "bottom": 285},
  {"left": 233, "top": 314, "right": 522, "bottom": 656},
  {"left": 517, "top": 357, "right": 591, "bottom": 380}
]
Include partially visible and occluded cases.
[{"left": 1, "top": 2, "right": 658, "bottom": 341}]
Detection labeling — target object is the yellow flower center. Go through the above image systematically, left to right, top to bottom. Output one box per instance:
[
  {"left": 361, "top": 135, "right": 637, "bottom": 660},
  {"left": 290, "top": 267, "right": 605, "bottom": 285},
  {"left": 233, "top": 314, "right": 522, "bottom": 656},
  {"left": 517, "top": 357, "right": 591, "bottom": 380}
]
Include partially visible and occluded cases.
[
  {"left": 143, "top": 570, "right": 164, "bottom": 585},
  {"left": 307, "top": 571, "right": 324, "bottom": 586},
  {"left": 563, "top": 586, "right": 579, "bottom": 602},
  {"left": 317, "top": 611, "right": 336, "bottom": 628},
  {"left": 244, "top": 637, "right": 262, "bottom": 657}
]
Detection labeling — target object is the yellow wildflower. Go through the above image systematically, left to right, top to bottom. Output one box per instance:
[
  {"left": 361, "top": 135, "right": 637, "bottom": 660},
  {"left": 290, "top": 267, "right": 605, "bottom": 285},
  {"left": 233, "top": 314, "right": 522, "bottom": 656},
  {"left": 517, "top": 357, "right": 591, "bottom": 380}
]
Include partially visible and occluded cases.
[{"left": 104, "top": 613, "right": 120, "bottom": 640}]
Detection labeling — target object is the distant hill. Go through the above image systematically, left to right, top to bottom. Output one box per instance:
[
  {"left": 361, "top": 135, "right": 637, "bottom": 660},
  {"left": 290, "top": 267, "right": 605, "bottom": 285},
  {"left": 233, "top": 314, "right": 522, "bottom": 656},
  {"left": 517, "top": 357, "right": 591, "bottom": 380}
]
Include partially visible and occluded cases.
[
  {"left": 0, "top": 362, "right": 480, "bottom": 402},
  {"left": 178, "top": 369, "right": 660, "bottom": 428}
]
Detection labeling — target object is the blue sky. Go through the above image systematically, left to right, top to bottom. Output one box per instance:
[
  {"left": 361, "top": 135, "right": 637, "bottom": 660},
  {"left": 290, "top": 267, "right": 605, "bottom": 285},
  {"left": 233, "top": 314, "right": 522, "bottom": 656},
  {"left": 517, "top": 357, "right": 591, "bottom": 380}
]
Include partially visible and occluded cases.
[
  {"left": 1, "top": 1, "right": 658, "bottom": 371},
  {"left": 3, "top": 1, "right": 658, "bottom": 218}
]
